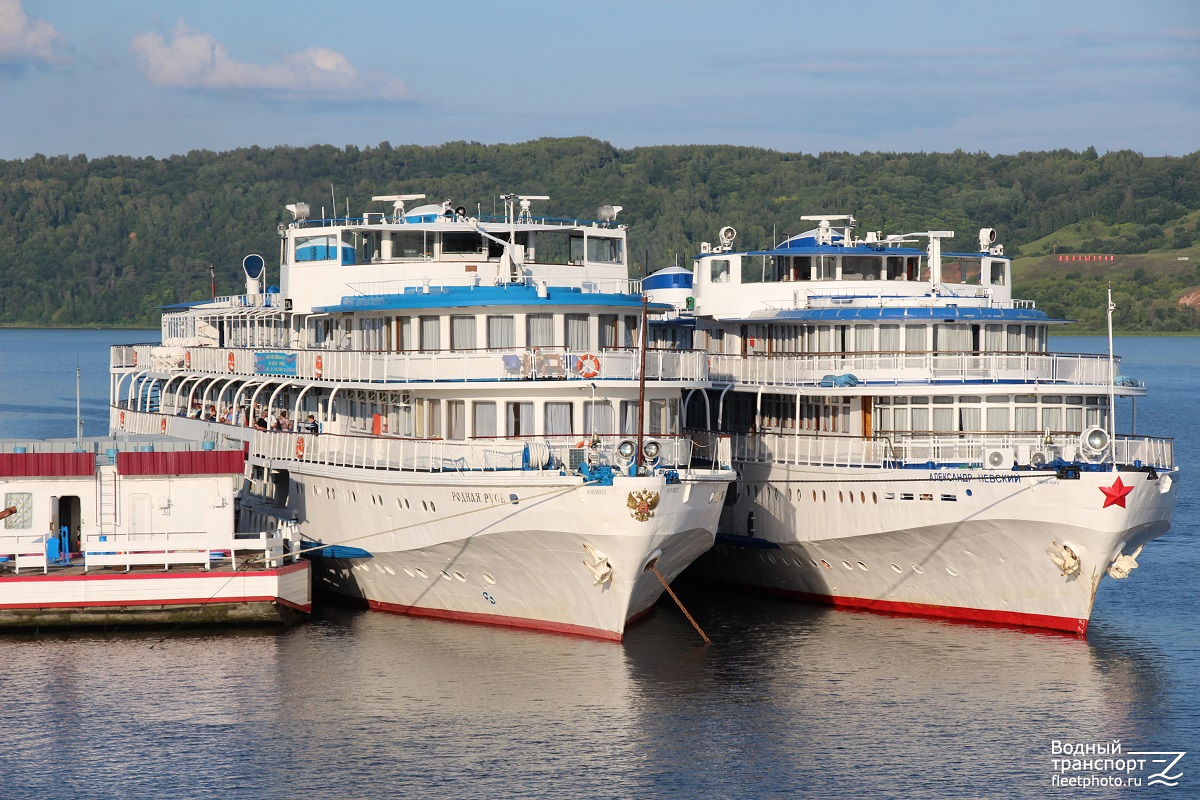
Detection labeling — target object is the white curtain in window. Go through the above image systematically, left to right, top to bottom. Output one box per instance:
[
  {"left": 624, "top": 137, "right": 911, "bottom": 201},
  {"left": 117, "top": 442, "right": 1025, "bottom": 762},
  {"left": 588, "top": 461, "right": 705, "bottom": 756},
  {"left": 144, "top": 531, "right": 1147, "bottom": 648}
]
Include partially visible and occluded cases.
[
  {"left": 526, "top": 314, "right": 553, "bottom": 347},
  {"left": 565, "top": 315, "right": 589, "bottom": 352},
  {"left": 599, "top": 315, "right": 617, "bottom": 349},
  {"left": 420, "top": 316, "right": 440, "bottom": 351},
  {"left": 451, "top": 316, "right": 477, "bottom": 351},
  {"left": 487, "top": 316, "right": 515, "bottom": 348},
  {"left": 984, "top": 324, "right": 1003, "bottom": 352},
  {"left": 854, "top": 325, "right": 873, "bottom": 352},
  {"left": 879, "top": 325, "right": 900, "bottom": 352},
  {"left": 905, "top": 325, "right": 926, "bottom": 352},
  {"left": 935, "top": 325, "right": 971, "bottom": 352},
  {"left": 648, "top": 399, "right": 665, "bottom": 434},
  {"left": 447, "top": 400, "right": 465, "bottom": 440},
  {"left": 583, "top": 400, "right": 615, "bottom": 434},
  {"left": 619, "top": 401, "right": 639, "bottom": 435},
  {"left": 473, "top": 402, "right": 497, "bottom": 437},
  {"left": 506, "top": 402, "right": 533, "bottom": 436},
  {"left": 544, "top": 402, "right": 573, "bottom": 436},
  {"left": 910, "top": 406, "right": 929, "bottom": 431},
  {"left": 959, "top": 406, "right": 981, "bottom": 431},
  {"left": 1014, "top": 406, "right": 1037, "bottom": 430},
  {"left": 1042, "top": 407, "right": 1063, "bottom": 432}
]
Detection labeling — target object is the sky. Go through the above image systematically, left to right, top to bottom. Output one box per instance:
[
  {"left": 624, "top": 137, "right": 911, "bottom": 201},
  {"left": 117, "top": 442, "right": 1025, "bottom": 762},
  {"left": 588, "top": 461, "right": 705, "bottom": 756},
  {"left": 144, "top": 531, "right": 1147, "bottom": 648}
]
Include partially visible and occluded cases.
[{"left": 1, "top": 0, "right": 1198, "bottom": 161}]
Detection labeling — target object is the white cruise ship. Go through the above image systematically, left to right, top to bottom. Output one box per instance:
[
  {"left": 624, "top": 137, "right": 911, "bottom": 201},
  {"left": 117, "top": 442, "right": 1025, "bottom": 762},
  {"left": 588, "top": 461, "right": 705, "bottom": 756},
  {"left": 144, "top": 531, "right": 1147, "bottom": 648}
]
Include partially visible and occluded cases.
[
  {"left": 110, "top": 194, "right": 732, "bottom": 641},
  {"left": 643, "top": 216, "right": 1178, "bottom": 634}
]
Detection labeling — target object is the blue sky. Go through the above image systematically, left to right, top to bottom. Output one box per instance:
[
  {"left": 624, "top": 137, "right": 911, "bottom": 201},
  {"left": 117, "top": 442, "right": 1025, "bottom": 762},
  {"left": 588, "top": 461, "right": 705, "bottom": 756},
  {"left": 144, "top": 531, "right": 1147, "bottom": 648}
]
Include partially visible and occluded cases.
[{"left": 1, "top": 0, "right": 1197, "bottom": 160}]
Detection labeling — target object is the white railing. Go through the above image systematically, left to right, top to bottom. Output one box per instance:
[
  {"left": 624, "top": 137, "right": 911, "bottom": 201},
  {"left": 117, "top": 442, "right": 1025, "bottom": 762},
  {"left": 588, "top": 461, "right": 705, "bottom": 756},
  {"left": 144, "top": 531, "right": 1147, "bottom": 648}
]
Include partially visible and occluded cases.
[
  {"left": 113, "top": 344, "right": 707, "bottom": 384},
  {"left": 708, "top": 351, "right": 1132, "bottom": 389},
  {"left": 253, "top": 429, "right": 698, "bottom": 474},
  {"left": 696, "top": 429, "right": 1174, "bottom": 471},
  {"left": 81, "top": 524, "right": 299, "bottom": 573},
  {"left": 0, "top": 534, "right": 51, "bottom": 574}
]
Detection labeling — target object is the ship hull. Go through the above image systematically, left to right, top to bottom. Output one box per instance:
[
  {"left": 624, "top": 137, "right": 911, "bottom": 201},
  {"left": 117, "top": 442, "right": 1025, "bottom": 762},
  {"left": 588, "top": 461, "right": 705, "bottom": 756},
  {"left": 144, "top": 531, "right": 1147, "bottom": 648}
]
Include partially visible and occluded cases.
[{"left": 691, "top": 462, "right": 1178, "bottom": 634}]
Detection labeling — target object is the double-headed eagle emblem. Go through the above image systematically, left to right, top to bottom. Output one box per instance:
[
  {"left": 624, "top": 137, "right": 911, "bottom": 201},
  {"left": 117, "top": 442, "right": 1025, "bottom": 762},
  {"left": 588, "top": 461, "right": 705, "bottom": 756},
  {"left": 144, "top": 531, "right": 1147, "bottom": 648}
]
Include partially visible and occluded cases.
[{"left": 626, "top": 490, "right": 660, "bottom": 522}]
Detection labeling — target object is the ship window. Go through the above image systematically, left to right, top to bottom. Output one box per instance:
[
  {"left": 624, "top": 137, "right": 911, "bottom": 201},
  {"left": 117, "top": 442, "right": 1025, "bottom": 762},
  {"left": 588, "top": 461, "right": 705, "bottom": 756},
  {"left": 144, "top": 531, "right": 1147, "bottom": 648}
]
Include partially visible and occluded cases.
[
  {"left": 394, "top": 231, "right": 432, "bottom": 259},
  {"left": 441, "top": 231, "right": 485, "bottom": 254},
  {"left": 295, "top": 234, "right": 338, "bottom": 262},
  {"left": 569, "top": 235, "right": 585, "bottom": 265},
  {"left": 586, "top": 236, "right": 623, "bottom": 264},
  {"left": 842, "top": 256, "right": 880, "bottom": 281},
  {"left": 886, "top": 256, "right": 904, "bottom": 280},
  {"left": 710, "top": 259, "right": 730, "bottom": 283},
  {"left": 990, "top": 260, "right": 1007, "bottom": 285},
  {"left": 526, "top": 314, "right": 553, "bottom": 347},
  {"left": 565, "top": 314, "right": 589, "bottom": 352},
  {"left": 487, "top": 315, "right": 515, "bottom": 349},
  {"left": 599, "top": 315, "right": 618, "bottom": 349},
  {"left": 419, "top": 316, "right": 440, "bottom": 351},
  {"left": 450, "top": 316, "right": 476, "bottom": 351},
  {"left": 879, "top": 324, "right": 901, "bottom": 352},
  {"left": 1007, "top": 324, "right": 1023, "bottom": 352},
  {"left": 854, "top": 325, "right": 873, "bottom": 352},
  {"left": 905, "top": 325, "right": 926, "bottom": 353},
  {"left": 446, "top": 400, "right": 466, "bottom": 440},
  {"left": 584, "top": 400, "right": 616, "bottom": 435},
  {"left": 619, "top": 401, "right": 639, "bottom": 435},
  {"left": 473, "top": 402, "right": 497, "bottom": 437},
  {"left": 505, "top": 402, "right": 534, "bottom": 437},
  {"left": 544, "top": 402, "right": 574, "bottom": 436},
  {"left": 1015, "top": 404, "right": 1037, "bottom": 431},
  {"left": 3, "top": 492, "right": 32, "bottom": 529}
]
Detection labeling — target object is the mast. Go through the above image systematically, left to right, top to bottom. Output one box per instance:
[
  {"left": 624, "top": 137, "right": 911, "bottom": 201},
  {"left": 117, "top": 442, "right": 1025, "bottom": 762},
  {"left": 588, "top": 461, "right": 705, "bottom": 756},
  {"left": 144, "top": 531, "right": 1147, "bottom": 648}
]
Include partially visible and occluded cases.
[
  {"left": 1106, "top": 286, "right": 1116, "bottom": 467},
  {"left": 636, "top": 295, "right": 648, "bottom": 474},
  {"left": 76, "top": 364, "right": 83, "bottom": 442}
]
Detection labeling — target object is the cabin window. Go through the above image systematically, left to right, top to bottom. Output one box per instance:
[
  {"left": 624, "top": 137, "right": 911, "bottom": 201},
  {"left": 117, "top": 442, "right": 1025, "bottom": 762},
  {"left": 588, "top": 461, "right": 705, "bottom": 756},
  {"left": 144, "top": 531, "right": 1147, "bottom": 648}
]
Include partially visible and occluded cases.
[
  {"left": 441, "top": 231, "right": 485, "bottom": 255},
  {"left": 569, "top": 236, "right": 585, "bottom": 265},
  {"left": 586, "top": 236, "right": 624, "bottom": 264},
  {"left": 796, "top": 256, "right": 812, "bottom": 281},
  {"left": 886, "top": 256, "right": 904, "bottom": 280},
  {"left": 710, "top": 259, "right": 730, "bottom": 283},
  {"left": 989, "top": 260, "right": 1007, "bottom": 285},
  {"left": 526, "top": 314, "right": 553, "bottom": 348},
  {"left": 565, "top": 314, "right": 589, "bottom": 352},
  {"left": 487, "top": 315, "right": 515, "bottom": 349},
  {"left": 599, "top": 315, "right": 618, "bottom": 349},
  {"left": 624, "top": 315, "right": 640, "bottom": 348},
  {"left": 420, "top": 316, "right": 440, "bottom": 351},
  {"left": 450, "top": 316, "right": 477, "bottom": 351},
  {"left": 934, "top": 324, "right": 971, "bottom": 352},
  {"left": 984, "top": 324, "right": 1003, "bottom": 352},
  {"left": 854, "top": 325, "right": 873, "bottom": 352},
  {"left": 879, "top": 325, "right": 901, "bottom": 352},
  {"left": 905, "top": 325, "right": 926, "bottom": 353},
  {"left": 1006, "top": 325, "right": 1023, "bottom": 352},
  {"left": 1024, "top": 325, "right": 1038, "bottom": 352},
  {"left": 1014, "top": 394, "right": 1038, "bottom": 431},
  {"left": 932, "top": 396, "right": 954, "bottom": 431},
  {"left": 958, "top": 396, "right": 982, "bottom": 431},
  {"left": 1066, "top": 396, "right": 1084, "bottom": 430},
  {"left": 910, "top": 398, "right": 930, "bottom": 432},
  {"left": 426, "top": 399, "right": 441, "bottom": 438},
  {"left": 584, "top": 400, "right": 616, "bottom": 435},
  {"left": 447, "top": 401, "right": 466, "bottom": 440},
  {"left": 619, "top": 401, "right": 639, "bottom": 435},
  {"left": 473, "top": 402, "right": 497, "bottom": 437},
  {"left": 506, "top": 402, "right": 534, "bottom": 437},
  {"left": 544, "top": 402, "right": 574, "bottom": 436},
  {"left": 3, "top": 493, "right": 32, "bottom": 528}
]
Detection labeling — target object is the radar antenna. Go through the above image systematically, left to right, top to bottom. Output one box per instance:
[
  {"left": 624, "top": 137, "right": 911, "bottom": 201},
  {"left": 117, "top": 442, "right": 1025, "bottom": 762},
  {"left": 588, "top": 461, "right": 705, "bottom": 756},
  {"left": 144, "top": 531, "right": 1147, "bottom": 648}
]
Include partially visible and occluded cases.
[{"left": 372, "top": 194, "right": 427, "bottom": 223}]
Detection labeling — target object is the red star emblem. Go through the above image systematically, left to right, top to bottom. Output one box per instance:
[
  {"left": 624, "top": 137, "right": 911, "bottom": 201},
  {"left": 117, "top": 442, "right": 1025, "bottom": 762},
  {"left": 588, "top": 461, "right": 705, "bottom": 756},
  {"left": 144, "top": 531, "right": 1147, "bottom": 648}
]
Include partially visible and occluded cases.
[{"left": 1099, "top": 476, "right": 1133, "bottom": 509}]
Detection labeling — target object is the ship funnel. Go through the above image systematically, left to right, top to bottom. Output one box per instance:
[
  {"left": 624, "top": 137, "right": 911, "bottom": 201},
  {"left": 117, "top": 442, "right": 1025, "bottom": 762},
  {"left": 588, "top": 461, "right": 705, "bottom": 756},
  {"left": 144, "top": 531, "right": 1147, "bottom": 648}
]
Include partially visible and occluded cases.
[{"left": 243, "top": 254, "right": 266, "bottom": 296}]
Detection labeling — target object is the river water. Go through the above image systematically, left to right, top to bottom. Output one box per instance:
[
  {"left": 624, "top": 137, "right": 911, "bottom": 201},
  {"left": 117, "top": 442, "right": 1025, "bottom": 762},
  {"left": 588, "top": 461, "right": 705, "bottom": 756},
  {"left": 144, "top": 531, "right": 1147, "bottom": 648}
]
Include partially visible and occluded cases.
[{"left": 0, "top": 330, "right": 1195, "bottom": 799}]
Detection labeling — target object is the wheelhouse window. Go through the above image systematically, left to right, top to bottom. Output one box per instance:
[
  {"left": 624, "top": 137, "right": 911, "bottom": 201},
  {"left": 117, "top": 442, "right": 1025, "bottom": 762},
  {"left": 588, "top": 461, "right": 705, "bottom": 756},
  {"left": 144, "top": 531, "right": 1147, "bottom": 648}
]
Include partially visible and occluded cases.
[
  {"left": 394, "top": 231, "right": 432, "bottom": 259},
  {"left": 440, "top": 231, "right": 485, "bottom": 255},
  {"left": 295, "top": 234, "right": 338, "bottom": 262},
  {"left": 586, "top": 236, "right": 624, "bottom": 264},
  {"left": 842, "top": 256, "right": 881, "bottom": 281},
  {"left": 710, "top": 259, "right": 730, "bottom": 283}
]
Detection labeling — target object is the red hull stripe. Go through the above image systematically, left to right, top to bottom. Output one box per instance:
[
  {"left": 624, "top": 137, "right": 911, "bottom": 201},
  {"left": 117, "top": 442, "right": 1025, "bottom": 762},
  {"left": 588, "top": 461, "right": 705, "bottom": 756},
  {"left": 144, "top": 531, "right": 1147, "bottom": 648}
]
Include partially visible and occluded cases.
[
  {"left": 0, "top": 561, "right": 309, "bottom": 583},
  {"left": 763, "top": 585, "right": 1089, "bottom": 635},
  {"left": 0, "top": 596, "right": 311, "bottom": 613},
  {"left": 360, "top": 597, "right": 625, "bottom": 641}
]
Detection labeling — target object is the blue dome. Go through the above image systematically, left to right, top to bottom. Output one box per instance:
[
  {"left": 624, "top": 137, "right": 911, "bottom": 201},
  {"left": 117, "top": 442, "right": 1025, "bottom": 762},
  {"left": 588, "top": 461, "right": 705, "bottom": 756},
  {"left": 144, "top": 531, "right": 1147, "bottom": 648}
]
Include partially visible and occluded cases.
[{"left": 643, "top": 266, "right": 693, "bottom": 290}]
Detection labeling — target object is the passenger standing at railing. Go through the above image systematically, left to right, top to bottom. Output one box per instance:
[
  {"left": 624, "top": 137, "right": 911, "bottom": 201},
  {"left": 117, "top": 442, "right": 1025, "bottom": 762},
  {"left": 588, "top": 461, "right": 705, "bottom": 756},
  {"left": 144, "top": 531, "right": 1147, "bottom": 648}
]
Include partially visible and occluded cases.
[{"left": 278, "top": 410, "right": 293, "bottom": 432}]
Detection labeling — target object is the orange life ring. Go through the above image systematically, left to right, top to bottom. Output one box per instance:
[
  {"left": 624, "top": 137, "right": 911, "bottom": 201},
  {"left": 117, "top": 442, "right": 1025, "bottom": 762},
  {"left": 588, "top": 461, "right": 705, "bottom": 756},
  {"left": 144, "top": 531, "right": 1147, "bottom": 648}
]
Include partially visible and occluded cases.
[
  {"left": 132, "top": 350, "right": 138, "bottom": 367},
  {"left": 184, "top": 351, "right": 191, "bottom": 368},
  {"left": 227, "top": 352, "right": 235, "bottom": 372},
  {"left": 575, "top": 353, "right": 600, "bottom": 379},
  {"left": 314, "top": 354, "right": 323, "bottom": 378},
  {"left": 119, "top": 410, "right": 126, "bottom": 428},
  {"left": 160, "top": 417, "right": 167, "bottom": 433},
  {"left": 295, "top": 436, "right": 305, "bottom": 459}
]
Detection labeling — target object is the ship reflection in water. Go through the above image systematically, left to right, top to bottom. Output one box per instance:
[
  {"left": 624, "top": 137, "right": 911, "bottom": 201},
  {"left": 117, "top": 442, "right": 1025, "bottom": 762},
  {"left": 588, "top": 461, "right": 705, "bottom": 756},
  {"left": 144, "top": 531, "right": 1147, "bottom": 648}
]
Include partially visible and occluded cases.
[{"left": 0, "top": 583, "right": 1184, "bottom": 799}]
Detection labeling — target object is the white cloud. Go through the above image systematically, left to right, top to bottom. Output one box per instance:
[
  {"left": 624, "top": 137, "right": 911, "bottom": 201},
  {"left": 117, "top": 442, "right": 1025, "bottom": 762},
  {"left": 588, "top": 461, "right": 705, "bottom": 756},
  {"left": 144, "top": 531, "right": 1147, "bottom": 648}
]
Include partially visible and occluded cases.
[
  {"left": 0, "top": 0, "right": 65, "bottom": 66},
  {"left": 130, "top": 22, "right": 410, "bottom": 101}
]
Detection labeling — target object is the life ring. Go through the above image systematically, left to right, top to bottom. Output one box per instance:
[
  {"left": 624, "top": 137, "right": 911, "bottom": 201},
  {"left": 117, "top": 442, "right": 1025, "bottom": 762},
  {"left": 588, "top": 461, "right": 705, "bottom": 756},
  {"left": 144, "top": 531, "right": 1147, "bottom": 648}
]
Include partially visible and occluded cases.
[
  {"left": 132, "top": 350, "right": 138, "bottom": 367},
  {"left": 184, "top": 351, "right": 191, "bottom": 369},
  {"left": 227, "top": 352, "right": 235, "bottom": 373},
  {"left": 575, "top": 353, "right": 600, "bottom": 379},
  {"left": 314, "top": 355, "right": 323, "bottom": 378},
  {"left": 119, "top": 410, "right": 126, "bottom": 429},
  {"left": 160, "top": 417, "right": 168, "bottom": 434},
  {"left": 295, "top": 437, "right": 305, "bottom": 459}
]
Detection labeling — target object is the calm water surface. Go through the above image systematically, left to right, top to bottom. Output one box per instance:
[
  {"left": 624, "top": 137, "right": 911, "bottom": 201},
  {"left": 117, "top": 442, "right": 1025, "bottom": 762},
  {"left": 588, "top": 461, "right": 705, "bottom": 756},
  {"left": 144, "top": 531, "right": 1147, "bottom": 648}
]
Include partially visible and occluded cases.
[{"left": 0, "top": 330, "right": 1195, "bottom": 799}]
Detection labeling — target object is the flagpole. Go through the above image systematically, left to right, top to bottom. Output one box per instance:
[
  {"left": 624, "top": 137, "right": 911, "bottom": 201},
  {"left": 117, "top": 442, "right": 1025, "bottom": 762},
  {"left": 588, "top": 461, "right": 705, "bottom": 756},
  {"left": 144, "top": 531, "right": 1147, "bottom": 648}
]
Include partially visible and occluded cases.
[{"left": 1106, "top": 286, "right": 1116, "bottom": 468}]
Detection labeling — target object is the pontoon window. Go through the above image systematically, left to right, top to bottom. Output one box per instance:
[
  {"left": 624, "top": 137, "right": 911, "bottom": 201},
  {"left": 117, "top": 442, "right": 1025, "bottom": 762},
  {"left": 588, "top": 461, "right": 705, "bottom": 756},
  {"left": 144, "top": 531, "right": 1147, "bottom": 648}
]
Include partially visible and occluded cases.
[{"left": 586, "top": 236, "right": 624, "bottom": 264}]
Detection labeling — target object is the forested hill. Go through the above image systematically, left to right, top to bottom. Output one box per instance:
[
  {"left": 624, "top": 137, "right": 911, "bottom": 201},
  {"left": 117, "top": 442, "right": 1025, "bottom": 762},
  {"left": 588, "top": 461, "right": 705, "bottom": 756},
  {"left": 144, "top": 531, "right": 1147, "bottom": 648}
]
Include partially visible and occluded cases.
[{"left": 1, "top": 138, "right": 1198, "bottom": 329}]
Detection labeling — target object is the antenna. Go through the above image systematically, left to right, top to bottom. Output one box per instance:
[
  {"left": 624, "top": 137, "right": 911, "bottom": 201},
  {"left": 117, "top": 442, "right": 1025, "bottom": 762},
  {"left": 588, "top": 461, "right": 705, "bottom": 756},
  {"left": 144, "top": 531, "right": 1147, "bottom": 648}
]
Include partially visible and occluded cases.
[
  {"left": 330, "top": 184, "right": 336, "bottom": 220},
  {"left": 372, "top": 194, "right": 426, "bottom": 222}
]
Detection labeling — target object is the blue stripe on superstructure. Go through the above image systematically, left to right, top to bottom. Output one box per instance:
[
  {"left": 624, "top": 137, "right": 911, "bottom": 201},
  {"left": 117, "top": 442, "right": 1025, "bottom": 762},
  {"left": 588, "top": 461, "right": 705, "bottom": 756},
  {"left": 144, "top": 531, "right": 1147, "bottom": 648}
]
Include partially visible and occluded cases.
[
  {"left": 315, "top": 284, "right": 666, "bottom": 313},
  {"left": 733, "top": 306, "right": 1055, "bottom": 322}
]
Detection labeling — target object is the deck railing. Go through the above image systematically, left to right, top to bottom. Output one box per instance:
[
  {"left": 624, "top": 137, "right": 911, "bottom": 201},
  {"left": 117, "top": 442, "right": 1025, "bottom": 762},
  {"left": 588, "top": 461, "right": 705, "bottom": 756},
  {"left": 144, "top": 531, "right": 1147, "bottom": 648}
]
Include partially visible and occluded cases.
[
  {"left": 113, "top": 344, "right": 706, "bottom": 385},
  {"left": 707, "top": 351, "right": 1133, "bottom": 388}
]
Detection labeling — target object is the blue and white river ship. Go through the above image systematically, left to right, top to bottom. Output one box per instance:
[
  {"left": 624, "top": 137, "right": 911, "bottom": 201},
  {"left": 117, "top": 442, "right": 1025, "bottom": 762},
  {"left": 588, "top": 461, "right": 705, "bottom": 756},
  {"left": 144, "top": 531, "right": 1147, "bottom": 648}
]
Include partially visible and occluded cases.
[
  {"left": 110, "top": 194, "right": 732, "bottom": 640},
  {"left": 644, "top": 216, "right": 1178, "bottom": 634}
]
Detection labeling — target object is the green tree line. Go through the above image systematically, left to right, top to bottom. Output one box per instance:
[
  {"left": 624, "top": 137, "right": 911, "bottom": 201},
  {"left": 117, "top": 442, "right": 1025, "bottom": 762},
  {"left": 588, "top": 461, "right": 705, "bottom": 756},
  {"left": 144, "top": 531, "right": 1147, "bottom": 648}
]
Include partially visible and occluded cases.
[{"left": 1, "top": 138, "right": 1197, "bottom": 329}]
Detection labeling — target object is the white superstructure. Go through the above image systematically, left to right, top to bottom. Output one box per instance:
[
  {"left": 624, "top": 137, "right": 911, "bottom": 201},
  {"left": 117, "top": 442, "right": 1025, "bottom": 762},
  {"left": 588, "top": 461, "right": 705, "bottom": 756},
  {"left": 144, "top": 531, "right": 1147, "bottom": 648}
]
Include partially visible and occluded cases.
[
  {"left": 111, "top": 194, "right": 731, "bottom": 641},
  {"left": 644, "top": 216, "right": 1177, "bottom": 634}
]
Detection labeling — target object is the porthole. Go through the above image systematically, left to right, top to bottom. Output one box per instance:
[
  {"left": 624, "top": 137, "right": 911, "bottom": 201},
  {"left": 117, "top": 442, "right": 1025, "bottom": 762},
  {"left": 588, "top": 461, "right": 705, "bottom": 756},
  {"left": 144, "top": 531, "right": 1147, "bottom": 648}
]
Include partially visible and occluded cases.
[
  {"left": 312, "top": 485, "right": 319, "bottom": 496},
  {"left": 811, "top": 490, "right": 817, "bottom": 502},
  {"left": 822, "top": 490, "right": 827, "bottom": 502},
  {"left": 839, "top": 491, "right": 844, "bottom": 503},
  {"left": 849, "top": 491, "right": 854, "bottom": 504},
  {"left": 860, "top": 492, "right": 866, "bottom": 504},
  {"left": 872, "top": 492, "right": 879, "bottom": 504},
  {"left": 396, "top": 498, "right": 404, "bottom": 509},
  {"left": 405, "top": 498, "right": 411, "bottom": 509},
  {"left": 422, "top": 500, "right": 428, "bottom": 512},
  {"left": 430, "top": 502, "right": 437, "bottom": 512},
  {"left": 767, "top": 554, "right": 776, "bottom": 564},
  {"left": 809, "top": 559, "right": 819, "bottom": 568},
  {"left": 820, "top": 559, "right": 832, "bottom": 569},
  {"left": 841, "top": 560, "right": 854, "bottom": 570},
  {"left": 856, "top": 561, "right": 868, "bottom": 571},
  {"left": 890, "top": 563, "right": 903, "bottom": 573},
  {"left": 911, "top": 564, "right": 924, "bottom": 574},
  {"left": 382, "top": 565, "right": 395, "bottom": 576},
  {"left": 945, "top": 565, "right": 958, "bottom": 577},
  {"left": 403, "top": 567, "right": 415, "bottom": 577},
  {"left": 414, "top": 568, "right": 428, "bottom": 578},
  {"left": 453, "top": 571, "right": 467, "bottom": 582},
  {"left": 483, "top": 573, "right": 496, "bottom": 584}
]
